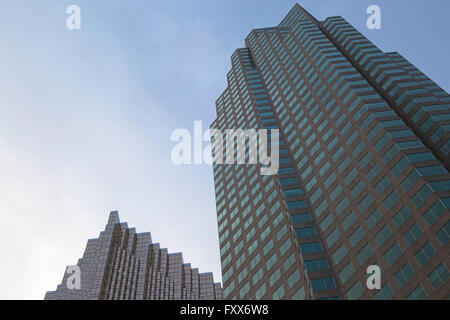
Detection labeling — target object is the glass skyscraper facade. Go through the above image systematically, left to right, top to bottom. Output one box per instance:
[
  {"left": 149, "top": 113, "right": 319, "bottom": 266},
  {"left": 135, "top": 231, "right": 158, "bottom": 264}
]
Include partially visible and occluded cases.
[
  {"left": 211, "top": 4, "right": 449, "bottom": 300},
  {"left": 45, "top": 211, "right": 223, "bottom": 300}
]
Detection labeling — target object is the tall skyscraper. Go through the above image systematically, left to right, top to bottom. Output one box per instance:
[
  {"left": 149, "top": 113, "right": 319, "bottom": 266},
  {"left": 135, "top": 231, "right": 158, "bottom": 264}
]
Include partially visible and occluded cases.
[
  {"left": 211, "top": 4, "right": 449, "bottom": 300},
  {"left": 45, "top": 211, "right": 223, "bottom": 300}
]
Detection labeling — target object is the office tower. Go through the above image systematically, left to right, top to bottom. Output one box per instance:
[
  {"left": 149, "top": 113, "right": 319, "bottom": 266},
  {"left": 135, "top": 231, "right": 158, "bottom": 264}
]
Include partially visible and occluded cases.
[
  {"left": 211, "top": 4, "right": 449, "bottom": 300},
  {"left": 45, "top": 211, "right": 223, "bottom": 300}
]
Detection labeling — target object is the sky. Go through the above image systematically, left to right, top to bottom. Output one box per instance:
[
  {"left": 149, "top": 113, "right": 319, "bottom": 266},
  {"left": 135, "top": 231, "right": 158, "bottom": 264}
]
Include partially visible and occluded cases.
[{"left": 0, "top": 0, "right": 449, "bottom": 300}]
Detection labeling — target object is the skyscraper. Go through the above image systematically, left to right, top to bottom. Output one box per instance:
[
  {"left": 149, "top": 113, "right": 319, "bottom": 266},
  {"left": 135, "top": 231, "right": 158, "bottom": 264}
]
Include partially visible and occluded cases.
[
  {"left": 211, "top": 4, "right": 449, "bottom": 300},
  {"left": 45, "top": 211, "right": 223, "bottom": 300}
]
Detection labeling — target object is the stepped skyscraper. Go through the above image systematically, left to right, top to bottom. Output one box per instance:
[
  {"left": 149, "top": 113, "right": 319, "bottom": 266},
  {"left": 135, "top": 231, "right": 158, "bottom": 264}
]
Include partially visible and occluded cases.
[
  {"left": 211, "top": 4, "right": 449, "bottom": 300},
  {"left": 45, "top": 212, "right": 223, "bottom": 300}
]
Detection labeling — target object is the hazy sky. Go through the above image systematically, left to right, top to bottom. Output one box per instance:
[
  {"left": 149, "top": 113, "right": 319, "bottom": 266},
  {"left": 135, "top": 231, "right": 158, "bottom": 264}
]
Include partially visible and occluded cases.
[{"left": 0, "top": 0, "right": 449, "bottom": 299}]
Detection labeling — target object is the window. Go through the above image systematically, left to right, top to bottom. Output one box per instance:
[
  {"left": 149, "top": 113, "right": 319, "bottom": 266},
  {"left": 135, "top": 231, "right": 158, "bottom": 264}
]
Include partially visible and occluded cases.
[
  {"left": 388, "top": 129, "right": 414, "bottom": 138},
  {"left": 359, "top": 152, "right": 373, "bottom": 169},
  {"left": 407, "top": 152, "right": 435, "bottom": 163},
  {"left": 392, "top": 157, "right": 409, "bottom": 177},
  {"left": 367, "top": 164, "right": 381, "bottom": 182},
  {"left": 417, "top": 165, "right": 448, "bottom": 176},
  {"left": 278, "top": 167, "right": 295, "bottom": 175},
  {"left": 344, "top": 169, "right": 358, "bottom": 185},
  {"left": 401, "top": 170, "right": 420, "bottom": 192},
  {"left": 280, "top": 177, "right": 298, "bottom": 186},
  {"left": 375, "top": 177, "right": 390, "bottom": 196},
  {"left": 429, "top": 180, "right": 450, "bottom": 192},
  {"left": 351, "top": 181, "right": 365, "bottom": 199},
  {"left": 411, "top": 185, "right": 433, "bottom": 208},
  {"left": 283, "top": 188, "right": 303, "bottom": 198},
  {"left": 384, "top": 191, "right": 400, "bottom": 211},
  {"left": 358, "top": 194, "right": 374, "bottom": 213},
  {"left": 336, "top": 197, "right": 349, "bottom": 215},
  {"left": 287, "top": 200, "right": 307, "bottom": 210},
  {"left": 423, "top": 200, "right": 446, "bottom": 226},
  {"left": 393, "top": 206, "right": 411, "bottom": 228},
  {"left": 366, "top": 209, "right": 382, "bottom": 229},
  {"left": 342, "top": 212, "right": 356, "bottom": 231},
  {"left": 290, "top": 213, "right": 312, "bottom": 224},
  {"left": 320, "top": 214, "right": 334, "bottom": 232},
  {"left": 435, "top": 221, "right": 450, "bottom": 245},
  {"left": 403, "top": 223, "right": 423, "bottom": 246},
  {"left": 375, "top": 225, "right": 392, "bottom": 247},
  {"left": 295, "top": 227, "right": 318, "bottom": 238},
  {"left": 349, "top": 227, "right": 365, "bottom": 247},
  {"left": 326, "top": 228, "right": 340, "bottom": 247},
  {"left": 300, "top": 242, "right": 323, "bottom": 254},
  {"left": 415, "top": 242, "right": 436, "bottom": 267},
  {"left": 384, "top": 243, "right": 403, "bottom": 266},
  {"left": 332, "top": 244, "right": 348, "bottom": 265},
  {"left": 357, "top": 244, "right": 373, "bottom": 266},
  {"left": 283, "top": 253, "right": 295, "bottom": 272},
  {"left": 305, "top": 259, "right": 329, "bottom": 272},
  {"left": 339, "top": 262, "right": 355, "bottom": 284},
  {"left": 395, "top": 263, "right": 414, "bottom": 288},
  {"left": 428, "top": 264, "right": 449, "bottom": 290},
  {"left": 269, "top": 268, "right": 281, "bottom": 287},
  {"left": 288, "top": 270, "right": 301, "bottom": 289},
  {"left": 310, "top": 277, "right": 336, "bottom": 291},
  {"left": 346, "top": 281, "right": 364, "bottom": 300},
  {"left": 255, "top": 283, "right": 267, "bottom": 300},
  {"left": 375, "top": 283, "right": 394, "bottom": 300},
  {"left": 272, "top": 285, "right": 285, "bottom": 300},
  {"left": 407, "top": 285, "right": 428, "bottom": 300},
  {"left": 292, "top": 287, "right": 306, "bottom": 300}
]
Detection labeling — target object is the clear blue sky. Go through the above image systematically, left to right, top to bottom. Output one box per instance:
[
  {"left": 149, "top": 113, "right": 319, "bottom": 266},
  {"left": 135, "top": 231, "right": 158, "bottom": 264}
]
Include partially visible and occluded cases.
[{"left": 0, "top": 0, "right": 449, "bottom": 299}]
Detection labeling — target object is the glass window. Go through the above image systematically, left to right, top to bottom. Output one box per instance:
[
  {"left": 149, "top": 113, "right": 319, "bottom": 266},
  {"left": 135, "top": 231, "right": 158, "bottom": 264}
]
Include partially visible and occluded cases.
[
  {"left": 411, "top": 185, "right": 433, "bottom": 208},
  {"left": 283, "top": 188, "right": 303, "bottom": 198},
  {"left": 384, "top": 191, "right": 400, "bottom": 211},
  {"left": 287, "top": 200, "right": 307, "bottom": 210},
  {"left": 423, "top": 200, "right": 446, "bottom": 226},
  {"left": 393, "top": 206, "right": 411, "bottom": 228},
  {"left": 366, "top": 209, "right": 382, "bottom": 229},
  {"left": 342, "top": 212, "right": 356, "bottom": 231},
  {"left": 290, "top": 213, "right": 312, "bottom": 224},
  {"left": 435, "top": 221, "right": 450, "bottom": 245},
  {"left": 403, "top": 223, "right": 423, "bottom": 246},
  {"left": 375, "top": 225, "right": 392, "bottom": 247},
  {"left": 295, "top": 227, "right": 318, "bottom": 238},
  {"left": 349, "top": 227, "right": 365, "bottom": 247},
  {"left": 326, "top": 228, "right": 340, "bottom": 247},
  {"left": 300, "top": 242, "right": 323, "bottom": 254},
  {"left": 415, "top": 242, "right": 436, "bottom": 267},
  {"left": 384, "top": 243, "right": 403, "bottom": 266},
  {"left": 332, "top": 244, "right": 348, "bottom": 265},
  {"left": 357, "top": 244, "right": 373, "bottom": 266},
  {"left": 305, "top": 259, "right": 329, "bottom": 272},
  {"left": 339, "top": 262, "right": 355, "bottom": 284},
  {"left": 395, "top": 263, "right": 415, "bottom": 288},
  {"left": 428, "top": 264, "right": 449, "bottom": 290},
  {"left": 310, "top": 277, "right": 336, "bottom": 292},
  {"left": 346, "top": 281, "right": 364, "bottom": 300},
  {"left": 375, "top": 283, "right": 394, "bottom": 300},
  {"left": 407, "top": 285, "right": 428, "bottom": 300}
]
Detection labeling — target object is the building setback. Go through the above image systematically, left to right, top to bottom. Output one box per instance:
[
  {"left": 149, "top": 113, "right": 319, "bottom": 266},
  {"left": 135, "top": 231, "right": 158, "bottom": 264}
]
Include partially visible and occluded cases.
[
  {"left": 211, "top": 4, "right": 449, "bottom": 300},
  {"left": 45, "top": 211, "right": 223, "bottom": 300}
]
